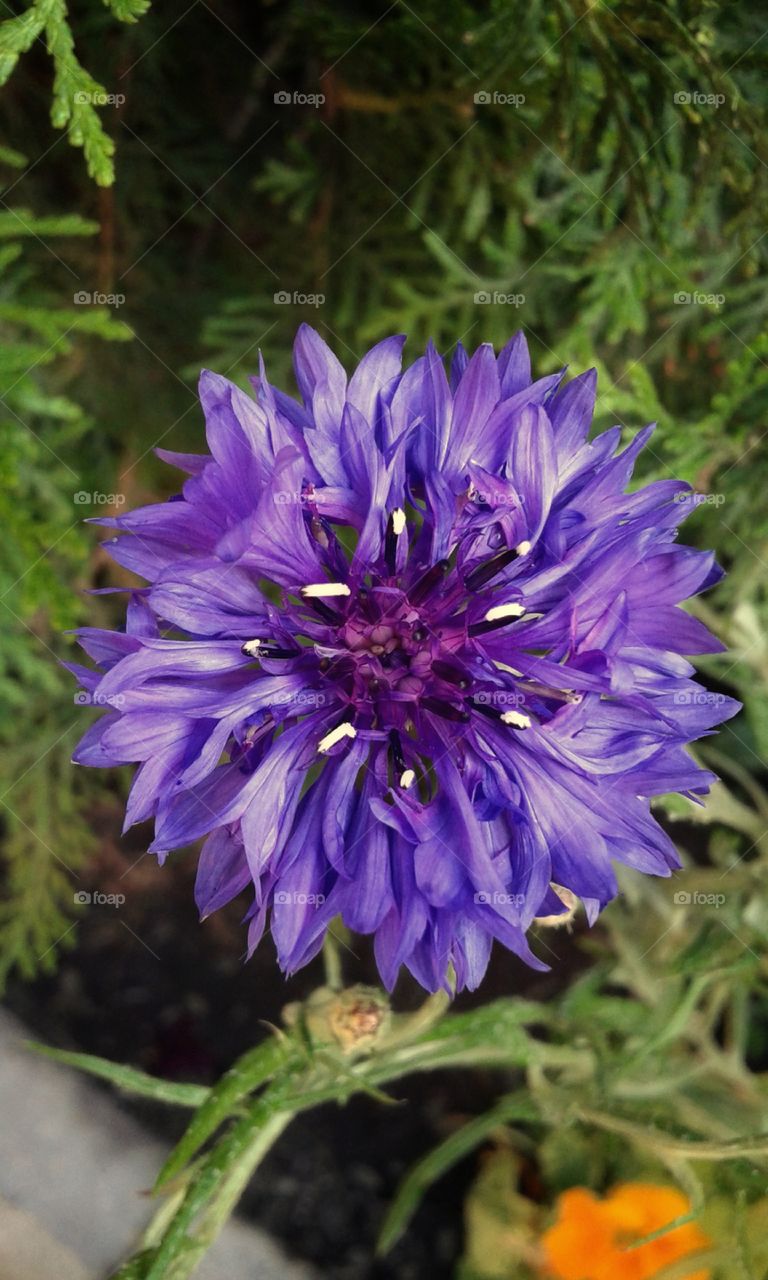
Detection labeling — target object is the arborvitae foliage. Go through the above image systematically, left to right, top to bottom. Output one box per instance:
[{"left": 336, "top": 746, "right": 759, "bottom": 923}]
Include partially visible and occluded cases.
[
  {"left": 0, "top": 0, "right": 151, "bottom": 183},
  {"left": 0, "top": 147, "right": 131, "bottom": 983}
]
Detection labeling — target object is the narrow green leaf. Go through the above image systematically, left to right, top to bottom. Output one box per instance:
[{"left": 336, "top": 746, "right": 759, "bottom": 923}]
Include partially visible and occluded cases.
[
  {"left": 0, "top": 143, "right": 26, "bottom": 168},
  {"left": 27, "top": 1042, "right": 208, "bottom": 1107},
  {"left": 378, "top": 1091, "right": 538, "bottom": 1254},
  {"left": 578, "top": 1109, "right": 768, "bottom": 1160}
]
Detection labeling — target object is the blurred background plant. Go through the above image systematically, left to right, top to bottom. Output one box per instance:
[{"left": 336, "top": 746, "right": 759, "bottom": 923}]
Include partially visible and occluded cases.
[{"left": 0, "top": 1, "right": 766, "bottom": 1277}]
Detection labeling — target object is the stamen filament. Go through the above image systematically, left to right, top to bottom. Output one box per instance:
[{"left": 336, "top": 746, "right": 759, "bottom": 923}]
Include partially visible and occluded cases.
[
  {"left": 464, "top": 546, "right": 520, "bottom": 591},
  {"left": 409, "top": 559, "right": 450, "bottom": 605},
  {"left": 307, "top": 599, "right": 343, "bottom": 624},
  {"left": 469, "top": 610, "right": 530, "bottom": 637},
  {"left": 432, "top": 660, "right": 470, "bottom": 688},
  {"left": 421, "top": 696, "right": 470, "bottom": 723},
  {"left": 470, "top": 699, "right": 504, "bottom": 722},
  {"left": 388, "top": 728, "right": 406, "bottom": 774}
]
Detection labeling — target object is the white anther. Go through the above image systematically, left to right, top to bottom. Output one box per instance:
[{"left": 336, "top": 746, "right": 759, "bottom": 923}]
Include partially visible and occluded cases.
[
  {"left": 391, "top": 508, "right": 406, "bottom": 535},
  {"left": 515, "top": 540, "right": 532, "bottom": 556},
  {"left": 301, "top": 582, "right": 351, "bottom": 599},
  {"left": 484, "top": 602, "right": 526, "bottom": 623},
  {"left": 241, "top": 639, "right": 262, "bottom": 657},
  {"left": 501, "top": 710, "right": 532, "bottom": 729},
  {"left": 318, "top": 722, "right": 357, "bottom": 754},
  {"left": 399, "top": 768, "right": 416, "bottom": 790}
]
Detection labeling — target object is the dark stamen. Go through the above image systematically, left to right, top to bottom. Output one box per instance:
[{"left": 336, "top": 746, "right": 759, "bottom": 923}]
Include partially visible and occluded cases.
[
  {"left": 310, "top": 515, "right": 330, "bottom": 549},
  {"left": 384, "top": 516, "right": 399, "bottom": 576},
  {"left": 464, "top": 546, "right": 520, "bottom": 592},
  {"left": 409, "top": 559, "right": 450, "bottom": 605},
  {"left": 307, "top": 599, "right": 342, "bottom": 625},
  {"left": 468, "top": 612, "right": 529, "bottom": 638},
  {"left": 241, "top": 641, "right": 298, "bottom": 659},
  {"left": 432, "top": 660, "right": 470, "bottom": 689},
  {"left": 517, "top": 681, "right": 581, "bottom": 704},
  {"left": 420, "top": 696, "right": 470, "bottom": 723},
  {"left": 469, "top": 699, "right": 503, "bottom": 721},
  {"left": 388, "top": 729, "right": 406, "bottom": 773}
]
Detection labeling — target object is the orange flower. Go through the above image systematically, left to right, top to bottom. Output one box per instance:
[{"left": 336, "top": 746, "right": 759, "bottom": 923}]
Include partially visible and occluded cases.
[{"left": 540, "top": 1183, "right": 712, "bottom": 1280}]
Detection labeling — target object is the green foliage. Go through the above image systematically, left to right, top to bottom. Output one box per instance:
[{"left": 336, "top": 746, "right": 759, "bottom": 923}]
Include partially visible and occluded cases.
[
  {"left": 0, "top": 0, "right": 152, "bottom": 184},
  {"left": 102, "top": 0, "right": 150, "bottom": 23},
  {"left": 0, "top": 2, "right": 767, "bottom": 1273},
  {"left": 0, "top": 172, "right": 131, "bottom": 986},
  {"left": 377, "top": 869, "right": 768, "bottom": 1275},
  {"left": 50, "top": 932, "right": 768, "bottom": 1278},
  {"left": 28, "top": 1042, "right": 209, "bottom": 1105}
]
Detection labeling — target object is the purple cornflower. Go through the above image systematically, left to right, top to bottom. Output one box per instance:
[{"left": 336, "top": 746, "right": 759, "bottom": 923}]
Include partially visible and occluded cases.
[{"left": 70, "top": 327, "right": 739, "bottom": 992}]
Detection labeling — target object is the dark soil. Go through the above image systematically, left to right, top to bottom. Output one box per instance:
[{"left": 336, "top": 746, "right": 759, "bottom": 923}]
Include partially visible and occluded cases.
[{"left": 3, "top": 806, "right": 592, "bottom": 1279}]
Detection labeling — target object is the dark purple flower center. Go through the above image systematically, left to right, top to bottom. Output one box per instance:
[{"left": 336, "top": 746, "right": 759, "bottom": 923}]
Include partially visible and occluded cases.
[
  {"left": 239, "top": 496, "right": 585, "bottom": 792},
  {"left": 240, "top": 522, "right": 552, "bottom": 788},
  {"left": 328, "top": 586, "right": 469, "bottom": 715}
]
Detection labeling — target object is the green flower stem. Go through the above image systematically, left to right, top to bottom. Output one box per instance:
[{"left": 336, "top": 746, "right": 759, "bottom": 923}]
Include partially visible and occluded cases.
[
  {"left": 321, "top": 928, "right": 344, "bottom": 991},
  {"left": 65, "top": 969, "right": 768, "bottom": 1280},
  {"left": 376, "top": 985, "right": 453, "bottom": 1051},
  {"left": 113, "top": 992, "right": 602, "bottom": 1278},
  {"left": 154, "top": 1036, "right": 291, "bottom": 1191},
  {"left": 135, "top": 1064, "right": 305, "bottom": 1280},
  {"left": 576, "top": 1107, "right": 768, "bottom": 1160},
  {"left": 161, "top": 1112, "right": 293, "bottom": 1280}
]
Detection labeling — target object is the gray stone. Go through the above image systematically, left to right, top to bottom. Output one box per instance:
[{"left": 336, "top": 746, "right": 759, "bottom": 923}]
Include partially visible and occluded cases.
[{"left": 0, "top": 1009, "right": 313, "bottom": 1279}]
